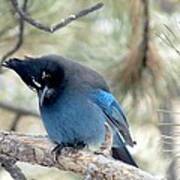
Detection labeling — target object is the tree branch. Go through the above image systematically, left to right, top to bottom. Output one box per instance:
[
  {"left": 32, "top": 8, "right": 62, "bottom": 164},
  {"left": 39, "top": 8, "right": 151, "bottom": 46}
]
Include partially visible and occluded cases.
[
  {"left": 0, "top": 0, "right": 28, "bottom": 65},
  {"left": 0, "top": 0, "right": 103, "bottom": 69},
  {"left": 10, "top": 0, "right": 104, "bottom": 33},
  {"left": 10, "top": 113, "right": 22, "bottom": 131},
  {"left": 0, "top": 131, "right": 165, "bottom": 180},
  {"left": 0, "top": 154, "right": 26, "bottom": 180}
]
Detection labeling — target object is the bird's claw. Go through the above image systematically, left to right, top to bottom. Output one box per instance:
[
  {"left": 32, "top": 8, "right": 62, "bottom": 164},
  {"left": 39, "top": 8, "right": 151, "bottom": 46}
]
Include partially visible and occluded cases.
[
  {"left": 51, "top": 141, "right": 86, "bottom": 162},
  {"left": 51, "top": 143, "right": 66, "bottom": 162}
]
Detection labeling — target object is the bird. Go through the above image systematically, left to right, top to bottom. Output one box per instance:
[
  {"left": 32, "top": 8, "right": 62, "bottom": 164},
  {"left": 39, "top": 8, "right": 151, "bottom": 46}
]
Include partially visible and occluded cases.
[{"left": 2, "top": 55, "right": 138, "bottom": 167}]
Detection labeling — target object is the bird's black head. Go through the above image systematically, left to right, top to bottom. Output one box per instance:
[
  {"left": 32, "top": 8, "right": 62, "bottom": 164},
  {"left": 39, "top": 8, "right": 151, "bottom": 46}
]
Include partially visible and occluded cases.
[{"left": 2, "top": 56, "right": 66, "bottom": 106}]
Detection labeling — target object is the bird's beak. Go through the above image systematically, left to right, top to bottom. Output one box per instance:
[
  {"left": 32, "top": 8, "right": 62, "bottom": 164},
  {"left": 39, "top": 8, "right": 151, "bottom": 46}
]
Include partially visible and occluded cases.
[
  {"left": 1, "top": 58, "right": 21, "bottom": 69},
  {"left": 1, "top": 58, "right": 28, "bottom": 80},
  {"left": 1, "top": 61, "right": 9, "bottom": 68},
  {"left": 39, "top": 86, "right": 49, "bottom": 107}
]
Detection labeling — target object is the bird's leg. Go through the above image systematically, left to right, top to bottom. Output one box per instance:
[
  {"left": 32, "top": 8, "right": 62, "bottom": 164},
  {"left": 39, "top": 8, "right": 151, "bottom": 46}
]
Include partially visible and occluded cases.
[
  {"left": 52, "top": 141, "right": 86, "bottom": 161},
  {"left": 66, "top": 141, "right": 86, "bottom": 154},
  {"left": 74, "top": 141, "right": 86, "bottom": 150},
  {"left": 51, "top": 143, "right": 67, "bottom": 161},
  {"left": 52, "top": 143, "right": 65, "bottom": 155}
]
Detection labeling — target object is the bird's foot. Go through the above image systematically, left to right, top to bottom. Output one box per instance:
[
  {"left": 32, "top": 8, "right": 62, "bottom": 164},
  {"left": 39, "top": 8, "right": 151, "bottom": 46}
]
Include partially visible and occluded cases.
[
  {"left": 52, "top": 141, "right": 86, "bottom": 162},
  {"left": 66, "top": 141, "right": 86, "bottom": 154},
  {"left": 73, "top": 141, "right": 86, "bottom": 150},
  {"left": 51, "top": 143, "right": 66, "bottom": 162},
  {"left": 52, "top": 143, "right": 65, "bottom": 155}
]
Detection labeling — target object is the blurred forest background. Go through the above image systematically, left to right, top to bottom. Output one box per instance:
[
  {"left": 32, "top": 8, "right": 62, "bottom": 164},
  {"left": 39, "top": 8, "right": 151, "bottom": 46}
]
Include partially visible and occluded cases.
[{"left": 0, "top": 0, "right": 180, "bottom": 179}]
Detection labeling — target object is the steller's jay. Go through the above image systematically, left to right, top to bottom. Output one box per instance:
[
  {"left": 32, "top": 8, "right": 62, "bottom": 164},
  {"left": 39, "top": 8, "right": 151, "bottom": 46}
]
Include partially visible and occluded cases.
[{"left": 2, "top": 55, "right": 137, "bottom": 167}]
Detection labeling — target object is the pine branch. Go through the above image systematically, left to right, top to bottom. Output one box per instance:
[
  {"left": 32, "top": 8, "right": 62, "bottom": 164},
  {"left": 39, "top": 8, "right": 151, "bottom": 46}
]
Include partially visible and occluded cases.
[{"left": 10, "top": 0, "right": 103, "bottom": 33}]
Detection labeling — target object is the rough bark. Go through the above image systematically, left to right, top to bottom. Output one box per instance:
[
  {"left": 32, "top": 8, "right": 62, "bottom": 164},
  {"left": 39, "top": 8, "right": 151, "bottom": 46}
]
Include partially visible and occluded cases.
[{"left": 0, "top": 131, "right": 165, "bottom": 180}]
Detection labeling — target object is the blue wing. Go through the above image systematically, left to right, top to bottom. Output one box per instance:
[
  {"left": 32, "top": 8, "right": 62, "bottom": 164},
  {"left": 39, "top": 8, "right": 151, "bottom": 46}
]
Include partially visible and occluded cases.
[{"left": 89, "top": 89, "right": 134, "bottom": 147}]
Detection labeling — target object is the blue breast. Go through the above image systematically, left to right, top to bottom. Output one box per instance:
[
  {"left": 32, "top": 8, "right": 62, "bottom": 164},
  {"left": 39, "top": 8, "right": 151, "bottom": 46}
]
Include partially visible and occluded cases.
[{"left": 40, "top": 90, "right": 106, "bottom": 147}]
